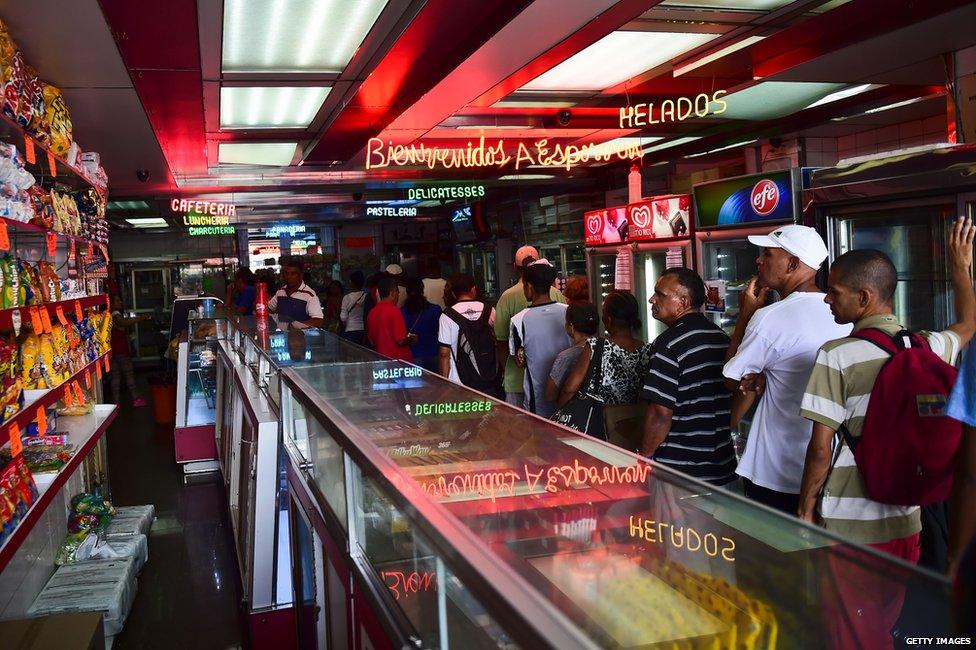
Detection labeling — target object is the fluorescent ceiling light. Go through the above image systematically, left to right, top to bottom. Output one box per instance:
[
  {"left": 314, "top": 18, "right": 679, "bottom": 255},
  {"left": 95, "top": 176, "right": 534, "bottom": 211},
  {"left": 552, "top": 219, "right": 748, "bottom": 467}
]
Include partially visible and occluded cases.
[
  {"left": 222, "top": 0, "right": 388, "bottom": 73},
  {"left": 660, "top": 0, "right": 792, "bottom": 8},
  {"left": 812, "top": 0, "right": 853, "bottom": 12},
  {"left": 521, "top": 31, "right": 719, "bottom": 91},
  {"left": 673, "top": 36, "right": 765, "bottom": 77},
  {"left": 710, "top": 81, "right": 845, "bottom": 120},
  {"left": 805, "top": 84, "right": 878, "bottom": 109},
  {"left": 221, "top": 87, "right": 330, "bottom": 129},
  {"left": 831, "top": 96, "right": 933, "bottom": 121},
  {"left": 492, "top": 100, "right": 577, "bottom": 108},
  {"left": 455, "top": 124, "right": 532, "bottom": 130},
  {"left": 588, "top": 136, "right": 663, "bottom": 157},
  {"left": 643, "top": 136, "right": 703, "bottom": 153},
  {"left": 685, "top": 139, "right": 757, "bottom": 157},
  {"left": 218, "top": 143, "right": 298, "bottom": 166},
  {"left": 498, "top": 174, "right": 556, "bottom": 180},
  {"left": 365, "top": 199, "right": 418, "bottom": 206},
  {"left": 108, "top": 200, "right": 151, "bottom": 211},
  {"left": 126, "top": 218, "right": 168, "bottom": 228}
]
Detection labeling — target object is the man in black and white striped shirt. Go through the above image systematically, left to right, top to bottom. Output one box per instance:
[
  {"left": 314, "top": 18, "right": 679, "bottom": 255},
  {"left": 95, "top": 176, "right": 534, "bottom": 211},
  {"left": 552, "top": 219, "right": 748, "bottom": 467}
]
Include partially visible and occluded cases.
[{"left": 641, "top": 268, "right": 737, "bottom": 485}]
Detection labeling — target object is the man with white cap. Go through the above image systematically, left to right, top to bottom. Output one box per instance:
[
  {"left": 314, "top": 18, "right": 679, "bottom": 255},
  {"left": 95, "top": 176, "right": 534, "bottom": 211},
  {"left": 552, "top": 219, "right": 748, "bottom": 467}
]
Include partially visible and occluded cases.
[
  {"left": 723, "top": 224, "right": 851, "bottom": 513},
  {"left": 495, "top": 245, "right": 565, "bottom": 407},
  {"left": 386, "top": 263, "right": 407, "bottom": 308}
]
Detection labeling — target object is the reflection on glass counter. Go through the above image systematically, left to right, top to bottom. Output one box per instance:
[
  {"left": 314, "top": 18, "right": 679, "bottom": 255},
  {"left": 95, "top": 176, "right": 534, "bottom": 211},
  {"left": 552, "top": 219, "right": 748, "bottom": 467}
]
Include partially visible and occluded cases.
[{"left": 281, "top": 338, "right": 951, "bottom": 649}]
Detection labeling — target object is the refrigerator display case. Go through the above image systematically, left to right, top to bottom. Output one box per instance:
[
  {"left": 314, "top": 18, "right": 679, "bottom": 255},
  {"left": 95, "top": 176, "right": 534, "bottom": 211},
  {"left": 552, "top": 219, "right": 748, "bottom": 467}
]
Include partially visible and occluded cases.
[
  {"left": 807, "top": 143, "right": 976, "bottom": 332},
  {"left": 693, "top": 170, "right": 804, "bottom": 333},
  {"left": 174, "top": 315, "right": 227, "bottom": 473},
  {"left": 279, "top": 335, "right": 951, "bottom": 650}
]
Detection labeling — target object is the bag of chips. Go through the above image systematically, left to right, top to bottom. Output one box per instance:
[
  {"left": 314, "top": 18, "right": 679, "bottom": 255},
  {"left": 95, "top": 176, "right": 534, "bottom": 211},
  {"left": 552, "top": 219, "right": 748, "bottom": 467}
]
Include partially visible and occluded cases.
[
  {"left": 24, "top": 64, "right": 47, "bottom": 141},
  {"left": 43, "top": 83, "right": 72, "bottom": 157},
  {"left": 37, "top": 261, "right": 60, "bottom": 302},
  {"left": 71, "top": 492, "right": 116, "bottom": 517}
]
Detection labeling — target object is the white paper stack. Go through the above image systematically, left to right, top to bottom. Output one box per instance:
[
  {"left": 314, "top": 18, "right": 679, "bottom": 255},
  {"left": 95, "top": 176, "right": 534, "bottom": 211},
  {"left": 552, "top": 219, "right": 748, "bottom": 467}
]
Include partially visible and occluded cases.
[{"left": 104, "top": 505, "right": 155, "bottom": 539}]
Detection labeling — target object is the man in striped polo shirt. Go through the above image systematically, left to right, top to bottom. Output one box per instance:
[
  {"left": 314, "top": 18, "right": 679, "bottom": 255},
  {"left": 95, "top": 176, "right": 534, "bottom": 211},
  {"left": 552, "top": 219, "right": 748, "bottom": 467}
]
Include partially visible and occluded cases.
[
  {"left": 798, "top": 217, "right": 975, "bottom": 648},
  {"left": 267, "top": 260, "right": 325, "bottom": 330},
  {"left": 641, "top": 268, "right": 737, "bottom": 485}
]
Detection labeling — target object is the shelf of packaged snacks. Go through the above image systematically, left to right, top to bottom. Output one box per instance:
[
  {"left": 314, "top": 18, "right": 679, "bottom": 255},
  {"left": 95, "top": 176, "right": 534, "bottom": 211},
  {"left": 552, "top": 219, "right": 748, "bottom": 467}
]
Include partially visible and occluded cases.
[
  {"left": 0, "top": 112, "right": 106, "bottom": 201},
  {"left": 0, "top": 216, "right": 108, "bottom": 254},
  {"left": 0, "top": 295, "right": 108, "bottom": 332},
  {"left": 0, "top": 351, "right": 110, "bottom": 438},
  {"left": 0, "top": 403, "right": 117, "bottom": 572}
]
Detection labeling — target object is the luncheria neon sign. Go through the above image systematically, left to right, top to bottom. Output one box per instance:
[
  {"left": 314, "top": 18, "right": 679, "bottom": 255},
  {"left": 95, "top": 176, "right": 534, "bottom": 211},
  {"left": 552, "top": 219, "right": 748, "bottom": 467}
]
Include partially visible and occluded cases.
[{"left": 365, "top": 136, "right": 642, "bottom": 171}]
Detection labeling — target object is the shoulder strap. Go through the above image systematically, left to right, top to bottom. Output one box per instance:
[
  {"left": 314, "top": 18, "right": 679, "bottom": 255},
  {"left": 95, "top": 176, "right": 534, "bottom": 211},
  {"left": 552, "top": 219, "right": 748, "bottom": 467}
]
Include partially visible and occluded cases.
[
  {"left": 476, "top": 302, "right": 491, "bottom": 325},
  {"left": 443, "top": 306, "right": 466, "bottom": 328},
  {"left": 851, "top": 327, "right": 927, "bottom": 355},
  {"left": 584, "top": 338, "right": 606, "bottom": 395}
]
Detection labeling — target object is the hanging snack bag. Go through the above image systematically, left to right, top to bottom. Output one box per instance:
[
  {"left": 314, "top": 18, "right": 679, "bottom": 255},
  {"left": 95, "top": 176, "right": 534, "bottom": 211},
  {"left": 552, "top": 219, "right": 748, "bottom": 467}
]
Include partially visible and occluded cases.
[
  {"left": 24, "top": 64, "right": 47, "bottom": 142},
  {"left": 43, "top": 83, "right": 72, "bottom": 158},
  {"left": 28, "top": 186, "right": 54, "bottom": 229},
  {"left": 0, "top": 254, "right": 9, "bottom": 309},
  {"left": 18, "top": 259, "right": 40, "bottom": 306},
  {"left": 37, "top": 261, "right": 60, "bottom": 302},
  {"left": 49, "top": 324, "right": 70, "bottom": 380},
  {"left": 20, "top": 332, "right": 41, "bottom": 389},
  {"left": 38, "top": 333, "right": 63, "bottom": 388},
  {"left": 71, "top": 492, "right": 116, "bottom": 517}
]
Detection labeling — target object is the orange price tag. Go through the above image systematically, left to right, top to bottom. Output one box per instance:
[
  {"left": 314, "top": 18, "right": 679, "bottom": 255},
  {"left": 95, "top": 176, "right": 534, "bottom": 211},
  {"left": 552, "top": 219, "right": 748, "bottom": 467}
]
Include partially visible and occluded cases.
[
  {"left": 23, "top": 137, "right": 36, "bottom": 164},
  {"left": 47, "top": 150, "right": 57, "bottom": 176},
  {"left": 0, "top": 221, "right": 8, "bottom": 251},
  {"left": 46, "top": 232, "right": 57, "bottom": 257},
  {"left": 70, "top": 238, "right": 76, "bottom": 257},
  {"left": 104, "top": 295, "right": 110, "bottom": 310},
  {"left": 74, "top": 299, "right": 83, "bottom": 321},
  {"left": 55, "top": 305, "right": 68, "bottom": 326},
  {"left": 29, "top": 306, "right": 43, "bottom": 333},
  {"left": 39, "top": 307, "right": 53, "bottom": 334},
  {"left": 104, "top": 354, "right": 111, "bottom": 373},
  {"left": 95, "top": 359, "right": 103, "bottom": 380},
  {"left": 84, "top": 370, "right": 91, "bottom": 389},
  {"left": 72, "top": 381, "right": 85, "bottom": 404},
  {"left": 63, "top": 385, "right": 74, "bottom": 407},
  {"left": 36, "top": 406, "right": 47, "bottom": 437},
  {"left": 9, "top": 423, "right": 22, "bottom": 457}
]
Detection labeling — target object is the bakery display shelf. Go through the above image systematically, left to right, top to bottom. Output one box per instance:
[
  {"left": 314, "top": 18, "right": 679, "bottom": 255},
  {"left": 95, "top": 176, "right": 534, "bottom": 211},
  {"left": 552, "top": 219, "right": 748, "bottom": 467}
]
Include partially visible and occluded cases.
[
  {"left": 0, "top": 113, "right": 105, "bottom": 200},
  {"left": 1, "top": 216, "right": 107, "bottom": 254},
  {"left": 0, "top": 295, "right": 108, "bottom": 332},
  {"left": 0, "top": 351, "right": 109, "bottom": 433},
  {"left": 0, "top": 403, "right": 118, "bottom": 572}
]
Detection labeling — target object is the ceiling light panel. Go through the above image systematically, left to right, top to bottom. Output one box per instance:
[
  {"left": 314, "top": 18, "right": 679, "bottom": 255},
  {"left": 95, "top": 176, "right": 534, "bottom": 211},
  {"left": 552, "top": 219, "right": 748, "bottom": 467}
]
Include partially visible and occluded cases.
[
  {"left": 222, "top": 0, "right": 388, "bottom": 73},
  {"left": 659, "top": 0, "right": 792, "bottom": 9},
  {"left": 521, "top": 31, "right": 719, "bottom": 92},
  {"left": 673, "top": 36, "right": 765, "bottom": 77},
  {"left": 712, "top": 82, "right": 845, "bottom": 120},
  {"left": 221, "top": 87, "right": 331, "bottom": 129},
  {"left": 492, "top": 100, "right": 578, "bottom": 108},
  {"left": 643, "top": 136, "right": 703, "bottom": 153},
  {"left": 218, "top": 143, "right": 298, "bottom": 166},
  {"left": 126, "top": 218, "right": 168, "bottom": 228}
]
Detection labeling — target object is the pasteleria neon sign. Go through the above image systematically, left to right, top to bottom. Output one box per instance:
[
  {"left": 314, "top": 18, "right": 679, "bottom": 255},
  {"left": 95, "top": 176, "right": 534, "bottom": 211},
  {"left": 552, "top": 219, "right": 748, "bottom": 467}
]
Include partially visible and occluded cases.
[
  {"left": 619, "top": 90, "right": 728, "bottom": 129},
  {"left": 366, "top": 136, "right": 642, "bottom": 172}
]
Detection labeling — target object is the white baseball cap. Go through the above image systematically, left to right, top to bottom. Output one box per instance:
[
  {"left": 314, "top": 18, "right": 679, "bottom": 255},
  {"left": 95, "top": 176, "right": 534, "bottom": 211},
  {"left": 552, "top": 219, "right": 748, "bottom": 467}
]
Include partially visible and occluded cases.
[
  {"left": 747, "top": 225, "right": 829, "bottom": 270},
  {"left": 515, "top": 245, "right": 539, "bottom": 267},
  {"left": 527, "top": 258, "right": 553, "bottom": 268},
  {"left": 385, "top": 263, "right": 403, "bottom": 275}
]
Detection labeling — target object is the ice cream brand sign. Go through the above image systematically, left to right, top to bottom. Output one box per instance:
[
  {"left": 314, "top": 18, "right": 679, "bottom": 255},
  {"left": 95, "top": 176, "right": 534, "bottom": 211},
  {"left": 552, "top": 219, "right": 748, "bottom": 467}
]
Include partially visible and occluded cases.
[{"left": 750, "top": 179, "right": 779, "bottom": 216}]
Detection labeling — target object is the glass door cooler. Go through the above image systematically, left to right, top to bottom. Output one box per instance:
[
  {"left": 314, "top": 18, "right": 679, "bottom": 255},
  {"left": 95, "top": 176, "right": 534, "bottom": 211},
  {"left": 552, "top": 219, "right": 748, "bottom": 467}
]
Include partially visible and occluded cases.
[{"left": 693, "top": 170, "right": 804, "bottom": 333}]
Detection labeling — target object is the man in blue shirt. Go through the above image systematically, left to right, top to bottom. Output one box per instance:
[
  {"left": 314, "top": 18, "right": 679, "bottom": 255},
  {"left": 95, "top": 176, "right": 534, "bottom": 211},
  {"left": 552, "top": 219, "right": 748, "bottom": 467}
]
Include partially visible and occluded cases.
[{"left": 226, "top": 268, "right": 257, "bottom": 315}]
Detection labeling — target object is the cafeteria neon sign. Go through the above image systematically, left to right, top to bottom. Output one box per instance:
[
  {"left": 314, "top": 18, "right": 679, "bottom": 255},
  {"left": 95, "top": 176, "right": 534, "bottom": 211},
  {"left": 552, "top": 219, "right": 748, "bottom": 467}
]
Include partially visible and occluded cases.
[
  {"left": 366, "top": 136, "right": 642, "bottom": 171},
  {"left": 172, "top": 198, "right": 237, "bottom": 235}
]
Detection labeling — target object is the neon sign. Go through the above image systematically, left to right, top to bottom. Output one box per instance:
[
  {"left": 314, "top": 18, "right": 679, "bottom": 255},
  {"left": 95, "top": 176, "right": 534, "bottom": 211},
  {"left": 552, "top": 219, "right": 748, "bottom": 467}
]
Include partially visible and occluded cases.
[
  {"left": 619, "top": 91, "right": 728, "bottom": 129},
  {"left": 366, "top": 136, "right": 642, "bottom": 172},
  {"left": 408, "top": 185, "right": 486, "bottom": 200},
  {"left": 171, "top": 198, "right": 236, "bottom": 235},
  {"left": 170, "top": 199, "right": 237, "bottom": 217},
  {"left": 366, "top": 206, "right": 418, "bottom": 217},
  {"left": 264, "top": 223, "right": 306, "bottom": 237},
  {"left": 188, "top": 225, "right": 235, "bottom": 236},
  {"left": 373, "top": 367, "right": 423, "bottom": 381},
  {"left": 408, "top": 400, "right": 493, "bottom": 417},
  {"left": 629, "top": 516, "right": 736, "bottom": 562},
  {"left": 382, "top": 571, "right": 435, "bottom": 600}
]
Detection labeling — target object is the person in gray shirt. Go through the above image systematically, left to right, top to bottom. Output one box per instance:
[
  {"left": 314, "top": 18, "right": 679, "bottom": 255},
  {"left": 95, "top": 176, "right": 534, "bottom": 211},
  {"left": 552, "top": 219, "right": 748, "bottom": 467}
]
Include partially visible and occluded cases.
[
  {"left": 510, "top": 260, "right": 571, "bottom": 418},
  {"left": 546, "top": 302, "right": 600, "bottom": 403}
]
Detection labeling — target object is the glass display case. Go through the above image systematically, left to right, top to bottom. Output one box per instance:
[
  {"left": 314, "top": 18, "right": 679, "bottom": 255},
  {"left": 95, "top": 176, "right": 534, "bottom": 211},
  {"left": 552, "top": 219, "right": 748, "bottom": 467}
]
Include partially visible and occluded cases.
[
  {"left": 174, "top": 316, "right": 228, "bottom": 472},
  {"left": 279, "top": 337, "right": 952, "bottom": 649}
]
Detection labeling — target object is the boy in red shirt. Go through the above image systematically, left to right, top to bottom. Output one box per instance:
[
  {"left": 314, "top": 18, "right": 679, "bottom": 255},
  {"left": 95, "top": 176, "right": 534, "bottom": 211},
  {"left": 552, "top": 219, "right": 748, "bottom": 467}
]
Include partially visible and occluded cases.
[{"left": 366, "top": 276, "right": 415, "bottom": 362}]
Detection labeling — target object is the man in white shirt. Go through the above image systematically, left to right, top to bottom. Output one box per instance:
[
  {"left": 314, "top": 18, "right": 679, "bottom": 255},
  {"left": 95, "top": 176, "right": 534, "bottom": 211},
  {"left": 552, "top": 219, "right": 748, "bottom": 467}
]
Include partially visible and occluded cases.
[
  {"left": 723, "top": 225, "right": 851, "bottom": 513},
  {"left": 267, "top": 261, "right": 325, "bottom": 330},
  {"left": 438, "top": 274, "right": 497, "bottom": 390}
]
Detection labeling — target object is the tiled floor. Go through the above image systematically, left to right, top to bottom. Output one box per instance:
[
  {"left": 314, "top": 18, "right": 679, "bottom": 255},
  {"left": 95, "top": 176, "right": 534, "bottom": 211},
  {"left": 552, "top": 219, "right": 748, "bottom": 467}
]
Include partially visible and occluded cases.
[{"left": 107, "top": 375, "right": 246, "bottom": 649}]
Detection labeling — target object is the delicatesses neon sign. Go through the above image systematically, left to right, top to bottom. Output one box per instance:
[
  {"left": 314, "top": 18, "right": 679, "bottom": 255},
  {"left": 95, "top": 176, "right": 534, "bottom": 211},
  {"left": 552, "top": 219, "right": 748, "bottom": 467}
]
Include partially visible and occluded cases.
[
  {"left": 619, "top": 91, "right": 728, "bottom": 129},
  {"left": 366, "top": 136, "right": 642, "bottom": 171},
  {"left": 408, "top": 185, "right": 486, "bottom": 200}
]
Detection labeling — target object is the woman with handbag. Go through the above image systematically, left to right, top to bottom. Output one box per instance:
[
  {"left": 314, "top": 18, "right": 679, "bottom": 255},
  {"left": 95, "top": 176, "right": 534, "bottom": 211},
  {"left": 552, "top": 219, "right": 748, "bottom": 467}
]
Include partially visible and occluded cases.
[
  {"left": 556, "top": 291, "right": 652, "bottom": 451},
  {"left": 545, "top": 302, "right": 599, "bottom": 402}
]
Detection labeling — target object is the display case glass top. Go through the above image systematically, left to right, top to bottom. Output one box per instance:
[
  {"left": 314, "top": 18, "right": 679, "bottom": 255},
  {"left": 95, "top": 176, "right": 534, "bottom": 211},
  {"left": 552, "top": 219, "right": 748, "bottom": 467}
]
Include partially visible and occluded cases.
[{"left": 284, "top": 342, "right": 951, "bottom": 649}]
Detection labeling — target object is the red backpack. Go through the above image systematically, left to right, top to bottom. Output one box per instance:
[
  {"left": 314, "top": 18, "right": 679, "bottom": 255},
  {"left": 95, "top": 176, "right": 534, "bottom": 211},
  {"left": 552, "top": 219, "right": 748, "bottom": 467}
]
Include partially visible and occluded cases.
[{"left": 839, "top": 328, "right": 961, "bottom": 506}]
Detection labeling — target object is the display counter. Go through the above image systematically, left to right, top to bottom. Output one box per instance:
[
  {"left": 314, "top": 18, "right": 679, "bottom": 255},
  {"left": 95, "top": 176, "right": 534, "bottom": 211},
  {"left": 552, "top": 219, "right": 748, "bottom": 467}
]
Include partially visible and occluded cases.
[
  {"left": 174, "top": 315, "right": 227, "bottom": 472},
  {"left": 276, "top": 333, "right": 953, "bottom": 649}
]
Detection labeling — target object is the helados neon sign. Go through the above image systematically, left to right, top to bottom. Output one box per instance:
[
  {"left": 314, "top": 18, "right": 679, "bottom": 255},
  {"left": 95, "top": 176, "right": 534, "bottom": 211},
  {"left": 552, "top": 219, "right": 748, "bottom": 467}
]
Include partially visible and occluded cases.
[{"left": 366, "top": 136, "right": 642, "bottom": 171}]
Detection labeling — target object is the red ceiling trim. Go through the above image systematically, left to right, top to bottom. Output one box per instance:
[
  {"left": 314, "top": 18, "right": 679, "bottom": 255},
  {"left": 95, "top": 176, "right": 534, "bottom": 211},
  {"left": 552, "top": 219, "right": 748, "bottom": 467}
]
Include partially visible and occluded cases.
[
  {"left": 98, "top": 0, "right": 207, "bottom": 178},
  {"left": 303, "top": 0, "right": 534, "bottom": 164}
]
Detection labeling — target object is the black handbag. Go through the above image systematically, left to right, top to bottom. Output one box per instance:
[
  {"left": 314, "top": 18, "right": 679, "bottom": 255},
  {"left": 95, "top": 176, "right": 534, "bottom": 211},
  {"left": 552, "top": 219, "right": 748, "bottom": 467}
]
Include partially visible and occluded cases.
[{"left": 551, "top": 338, "right": 607, "bottom": 440}]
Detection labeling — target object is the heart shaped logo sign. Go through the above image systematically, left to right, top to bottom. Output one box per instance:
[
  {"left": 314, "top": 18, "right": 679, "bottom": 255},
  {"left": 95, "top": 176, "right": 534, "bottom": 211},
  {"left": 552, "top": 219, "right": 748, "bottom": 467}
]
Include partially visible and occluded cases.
[
  {"left": 630, "top": 204, "right": 652, "bottom": 229},
  {"left": 586, "top": 214, "right": 602, "bottom": 236}
]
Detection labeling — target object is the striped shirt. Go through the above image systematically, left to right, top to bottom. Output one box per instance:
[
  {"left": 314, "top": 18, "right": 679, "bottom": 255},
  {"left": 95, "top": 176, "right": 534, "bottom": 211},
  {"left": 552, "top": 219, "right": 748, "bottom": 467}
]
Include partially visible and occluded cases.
[
  {"left": 267, "top": 282, "right": 324, "bottom": 323},
  {"left": 641, "top": 313, "right": 737, "bottom": 485},
  {"left": 800, "top": 313, "right": 961, "bottom": 544}
]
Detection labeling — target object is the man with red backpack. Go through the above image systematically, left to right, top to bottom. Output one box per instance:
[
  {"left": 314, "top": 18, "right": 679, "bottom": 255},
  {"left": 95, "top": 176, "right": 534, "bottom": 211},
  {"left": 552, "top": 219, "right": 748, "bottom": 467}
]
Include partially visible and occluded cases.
[{"left": 798, "top": 216, "right": 975, "bottom": 648}]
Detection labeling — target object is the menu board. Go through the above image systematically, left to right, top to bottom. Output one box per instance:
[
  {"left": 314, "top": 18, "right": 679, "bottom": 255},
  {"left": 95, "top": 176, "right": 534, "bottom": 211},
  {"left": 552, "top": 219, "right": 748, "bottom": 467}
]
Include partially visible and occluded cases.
[
  {"left": 693, "top": 170, "right": 798, "bottom": 229},
  {"left": 628, "top": 195, "right": 691, "bottom": 241},
  {"left": 584, "top": 206, "right": 629, "bottom": 246}
]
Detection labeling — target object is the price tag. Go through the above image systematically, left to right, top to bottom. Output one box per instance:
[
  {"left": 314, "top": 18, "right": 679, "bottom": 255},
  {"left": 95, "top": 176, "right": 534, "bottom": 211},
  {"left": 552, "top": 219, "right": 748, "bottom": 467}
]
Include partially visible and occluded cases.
[
  {"left": 23, "top": 137, "right": 36, "bottom": 164},
  {"left": 47, "top": 150, "right": 57, "bottom": 176},
  {"left": 0, "top": 221, "right": 8, "bottom": 251},
  {"left": 46, "top": 232, "right": 57, "bottom": 257},
  {"left": 70, "top": 238, "right": 76, "bottom": 257},
  {"left": 104, "top": 295, "right": 110, "bottom": 310},
  {"left": 74, "top": 299, "right": 83, "bottom": 321},
  {"left": 55, "top": 305, "right": 68, "bottom": 326},
  {"left": 29, "top": 306, "right": 43, "bottom": 333},
  {"left": 39, "top": 307, "right": 53, "bottom": 334},
  {"left": 11, "top": 309, "right": 21, "bottom": 336},
  {"left": 104, "top": 354, "right": 111, "bottom": 373},
  {"left": 95, "top": 359, "right": 103, "bottom": 380},
  {"left": 84, "top": 370, "right": 91, "bottom": 389},
  {"left": 72, "top": 381, "right": 85, "bottom": 404},
  {"left": 63, "top": 385, "right": 74, "bottom": 407},
  {"left": 36, "top": 407, "right": 47, "bottom": 437},
  {"left": 9, "top": 423, "right": 22, "bottom": 457}
]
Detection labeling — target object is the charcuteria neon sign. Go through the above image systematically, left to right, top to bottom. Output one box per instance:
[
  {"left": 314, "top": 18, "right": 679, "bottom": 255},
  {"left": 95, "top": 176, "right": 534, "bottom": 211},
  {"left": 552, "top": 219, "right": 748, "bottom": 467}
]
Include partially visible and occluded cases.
[{"left": 366, "top": 136, "right": 642, "bottom": 171}]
